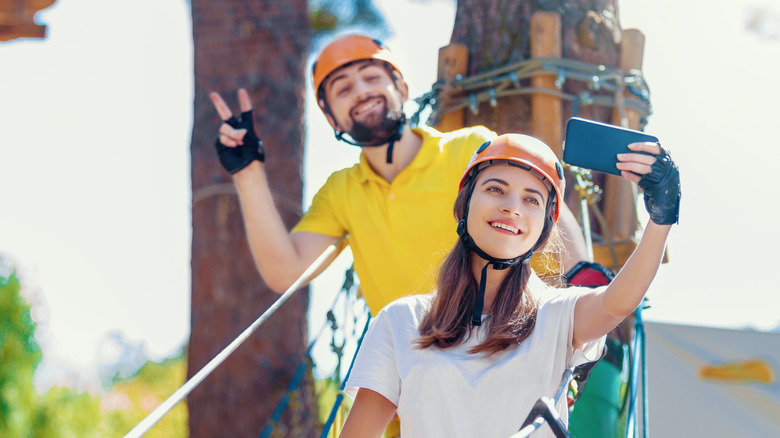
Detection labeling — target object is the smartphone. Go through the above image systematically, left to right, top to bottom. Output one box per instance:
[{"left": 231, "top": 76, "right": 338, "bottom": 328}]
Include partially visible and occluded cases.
[{"left": 563, "top": 117, "right": 658, "bottom": 175}]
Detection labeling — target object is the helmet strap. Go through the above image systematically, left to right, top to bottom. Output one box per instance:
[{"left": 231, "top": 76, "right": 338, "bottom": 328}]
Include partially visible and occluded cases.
[
  {"left": 457, "top": 165, "right": 557, "bottom": 326},
  {"left": 457, "top": 218, "right": 534, "bottom": 327}
]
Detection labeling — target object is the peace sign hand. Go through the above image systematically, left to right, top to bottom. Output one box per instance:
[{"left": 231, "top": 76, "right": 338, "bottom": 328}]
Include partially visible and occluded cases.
[{"left": 210, "top": 88, "right": 265, "bottom": 174}]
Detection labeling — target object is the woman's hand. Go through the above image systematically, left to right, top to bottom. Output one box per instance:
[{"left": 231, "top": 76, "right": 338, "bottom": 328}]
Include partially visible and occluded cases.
[
  {"left": 615, "top": 141, "right": 661, "bottom": 183},
  {"left": 617, "top": 142, "right": 681, "bottom": 225}
]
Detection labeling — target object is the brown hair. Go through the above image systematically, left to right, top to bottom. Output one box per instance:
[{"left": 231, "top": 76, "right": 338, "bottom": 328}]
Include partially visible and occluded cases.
[{"left": 415, "top": 172, "right": 561, "bottom": 355}]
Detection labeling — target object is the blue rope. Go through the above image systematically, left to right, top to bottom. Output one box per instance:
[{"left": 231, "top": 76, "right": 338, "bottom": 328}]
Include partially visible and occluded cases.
[
  {"left": 257, "top": 269, "right": 355, "bottom": 438},
  {"left": 625, "top": 302, "right": 648, "bottom": 438},
  {"left": 638, "top": 306, "right": 649, "bottom": 438},
  {"left": 319, "top": 313, "right": 372, "bottom": 438},
  {"left": 258, "top": 356, "right": 313, "bottom": 438}
]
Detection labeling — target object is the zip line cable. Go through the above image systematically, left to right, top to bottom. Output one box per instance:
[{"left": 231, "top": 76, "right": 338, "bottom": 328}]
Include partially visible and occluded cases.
[{"left": 122, "top": 237, "right": 345, "bottom": 438}]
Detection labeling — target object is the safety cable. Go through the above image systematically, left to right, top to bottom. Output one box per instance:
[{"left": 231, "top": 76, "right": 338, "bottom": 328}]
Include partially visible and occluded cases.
[
  {"left": 410, "top": 56, "right": 651, "bottom": 129},
  {"left": 122, "top": 238, "right": 344, "bottom": 438},
  {"left": 258, "top": 264, "right": 370, "bottom": 437},
  {"left": 257, "top": 272, "right": 354, "bottom": 438},
  {"left": 626, "top": 301, "right": 649, "bottom": 438},
  {"left": 319, "top": 313, "right": 373, "bottom": 438}
]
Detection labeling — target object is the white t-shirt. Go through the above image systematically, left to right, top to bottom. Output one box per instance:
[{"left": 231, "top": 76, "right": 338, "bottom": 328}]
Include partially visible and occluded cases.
[{"left": 345, "top": 276, "right": 606, "bottom": 438}]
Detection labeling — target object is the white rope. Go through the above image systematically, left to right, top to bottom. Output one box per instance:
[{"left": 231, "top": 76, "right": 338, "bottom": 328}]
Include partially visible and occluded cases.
[{"left": 123, "top": 237, "right": 344, "bottom": 438}]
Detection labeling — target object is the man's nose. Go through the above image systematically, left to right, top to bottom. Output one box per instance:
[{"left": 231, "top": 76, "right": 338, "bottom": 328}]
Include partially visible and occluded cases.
[{"left": 352, "top": 78, "right": 373, "bottom": 102}]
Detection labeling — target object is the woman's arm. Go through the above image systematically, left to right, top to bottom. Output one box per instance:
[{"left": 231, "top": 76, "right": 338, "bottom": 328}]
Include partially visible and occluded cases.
[
  {"left": 573, "top": 141, "right": 679, "bottom": 348},
  {"left": 573, "top": 221, "right": 670, "bottom": 347},
  {"left": 339, "top": 388, "right": 397, "bottom": 438}
]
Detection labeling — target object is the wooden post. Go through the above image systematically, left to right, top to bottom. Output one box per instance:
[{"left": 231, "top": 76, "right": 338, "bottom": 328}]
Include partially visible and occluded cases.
[
  {"left": 0, "top": 0, "right": 57, "bottom": 41},
  {"left": 530, "top": 12, "right": 563, "bottom": 158},
  {"left": 602, "top": 29, "right": 645, "bottom": 242},
  {"left": 613, "top": 29, "right": 645, "bottom": 129},
  {"left": 434, "top": 43, "right": 469, "bottom": 132}
]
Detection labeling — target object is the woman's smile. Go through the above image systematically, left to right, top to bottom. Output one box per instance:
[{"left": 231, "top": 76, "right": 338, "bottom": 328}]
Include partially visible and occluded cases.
[
  {"left": 466, "top": 165, "right": 548, "bottom": 260},
  {"left": 489, "top": 220, "right": 522, "bottom": 235}
]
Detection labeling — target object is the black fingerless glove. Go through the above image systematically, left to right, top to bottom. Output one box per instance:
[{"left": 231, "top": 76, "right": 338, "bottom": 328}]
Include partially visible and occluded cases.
[
  {"left": 215, "top": 109, "right": 265, "bottom": 174},
  {"left": 638, "top": 145, "right": 680, "bottom": 225}
]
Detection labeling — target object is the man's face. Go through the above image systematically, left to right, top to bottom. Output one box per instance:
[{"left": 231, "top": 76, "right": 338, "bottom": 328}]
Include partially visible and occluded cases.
[{"left": 320, "top": 60, "right": 408, "bottom": 145}]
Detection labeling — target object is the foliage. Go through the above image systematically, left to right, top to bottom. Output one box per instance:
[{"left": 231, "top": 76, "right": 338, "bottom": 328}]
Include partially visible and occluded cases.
[
  {"left": 309, "top": 0, "right": 390, "bottom": 37},
  {"left": 0, "top": 270, "right": 187, "bottom": 437},
  {"left": 0, "top": 272, "right": 42, "bottom": 436},
  {"left": 105, "top": 351, "right": 188, "bottom": 438},
  {"left": 27, "top": 353, "right": 188, "bottom": 438},
  {"left": 315, "top": 376, "right": 339, "bottom": 424},
  {"left": 315, "top": 377, "right": 352, "bottom": 438},
  {"left": 32, "top": 387, "right": 102, "bottom": 437}
]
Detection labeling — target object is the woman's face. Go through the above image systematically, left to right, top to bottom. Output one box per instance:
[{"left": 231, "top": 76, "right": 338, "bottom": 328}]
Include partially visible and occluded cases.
[{"left": 466, "top": 164, "right": 549, "bottom": 260}]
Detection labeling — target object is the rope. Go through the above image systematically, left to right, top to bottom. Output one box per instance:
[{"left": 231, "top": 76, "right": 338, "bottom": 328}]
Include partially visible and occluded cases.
[
  {"left": 410, "top": 56, "right": 651, "bottom": 129},
  {"left": 568, "top": 165, "right": 624, "bottom": 271},
  {"left": 192, "top": 183, "right": 304, "bottom": 217},
  {"left": 122, "top": 238, "right": 344, "bottom": 438},
  {"left": 257, "top": 264, "right": 366, "bottom": 437},
  {"left": 257, "top": 273, "right": 354, "bottom": 438},
  {"left": 626, "top": 300, "right": 649, "bottom": 438},
  {"left": 319, "top": 313, "right": 373, "bottom": 438}
]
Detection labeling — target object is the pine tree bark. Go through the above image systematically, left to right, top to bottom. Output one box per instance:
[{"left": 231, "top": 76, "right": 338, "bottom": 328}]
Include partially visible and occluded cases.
[
  {"left": 448, "top": 0, "right": 637, "bottom": 353},
  {"left": 450, "top": 0, "right": 621, "bottom": 131},
  {"left": 188, "top": 1, "right": 317, "bottom": 436}
]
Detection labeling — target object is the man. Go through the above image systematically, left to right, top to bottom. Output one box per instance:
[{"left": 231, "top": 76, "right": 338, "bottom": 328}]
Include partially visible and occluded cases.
[
  {"left": 211, "top": 33, "right": 620, "bottom": 438},
  {"left": 211, "top": 34, "right": 601, "bottom": 315}
]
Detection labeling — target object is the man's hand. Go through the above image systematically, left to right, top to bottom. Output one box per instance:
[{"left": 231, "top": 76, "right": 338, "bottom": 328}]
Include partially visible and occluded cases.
[{"left": 210, "top": 88, "right": 265, "bottom": 174}]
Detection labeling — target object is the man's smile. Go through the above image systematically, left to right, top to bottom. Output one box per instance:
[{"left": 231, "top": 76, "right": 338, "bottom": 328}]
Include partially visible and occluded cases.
[{"left": 352, "top": 97, "right": 385, "bottom": 118}]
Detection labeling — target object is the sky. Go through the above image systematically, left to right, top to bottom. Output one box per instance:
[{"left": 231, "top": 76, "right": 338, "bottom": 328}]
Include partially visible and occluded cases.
[{"left": 1, "top": 0, "right": 780, "bottom": 391}]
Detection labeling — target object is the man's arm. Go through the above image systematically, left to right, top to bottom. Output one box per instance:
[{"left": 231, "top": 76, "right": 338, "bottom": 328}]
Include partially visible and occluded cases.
[
  {"left": 210, "top": 89, "right": 341, "bottom": 292},
  {"left": 232, "top": 161, "right": 340, "bottom": 292}
]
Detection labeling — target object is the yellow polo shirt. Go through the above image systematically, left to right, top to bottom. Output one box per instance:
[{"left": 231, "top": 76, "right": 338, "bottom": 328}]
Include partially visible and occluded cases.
[{"left": 293, "top": 125, "right": 496, "bottom": 314}]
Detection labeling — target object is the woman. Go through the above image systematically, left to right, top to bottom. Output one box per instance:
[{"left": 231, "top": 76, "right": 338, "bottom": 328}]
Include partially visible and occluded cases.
[{"left": 339, "top": 133, "right": 680, "bottom": 437}]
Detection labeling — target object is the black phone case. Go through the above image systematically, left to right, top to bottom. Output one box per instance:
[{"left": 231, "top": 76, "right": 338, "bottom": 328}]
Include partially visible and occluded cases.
[{"left": 563, "top": 117, "right": 658, "bottom": 175}]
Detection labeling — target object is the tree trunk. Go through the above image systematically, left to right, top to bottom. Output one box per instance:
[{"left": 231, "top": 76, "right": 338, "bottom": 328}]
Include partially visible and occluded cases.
[
  {"left": 448, "top": 0, "right": 627, "bottom": 246},
  {"left": 450, "top": 0, "right": 621, "bottom": 131},
  {"left": 189, "top": 1, "right": 316, "bottom": 436},
  {"left": 445, "top": 4, "right": 637, "bottom": 435}
]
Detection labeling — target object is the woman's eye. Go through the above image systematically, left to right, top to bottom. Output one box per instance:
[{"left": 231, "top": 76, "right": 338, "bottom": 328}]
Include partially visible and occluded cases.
[
  {"left": 487, "top": 186, "right": 503, "bottom": 194},
  {"left": 525, "top": 197, "right": 540, "bottom": 205}
]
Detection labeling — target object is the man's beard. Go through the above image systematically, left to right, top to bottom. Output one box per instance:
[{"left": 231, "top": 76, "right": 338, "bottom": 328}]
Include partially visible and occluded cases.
[{"left": 346, "top": 106, "right": 405, "bottom": 146}]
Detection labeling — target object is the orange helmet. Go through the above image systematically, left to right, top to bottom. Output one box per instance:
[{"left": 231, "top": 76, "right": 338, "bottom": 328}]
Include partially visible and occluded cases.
[
  {"left": 311, "top": 34, "right": 403, "bottom": 98},
  {"left": 459, "top": 134, "right": 566, "bottom": 222}
]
